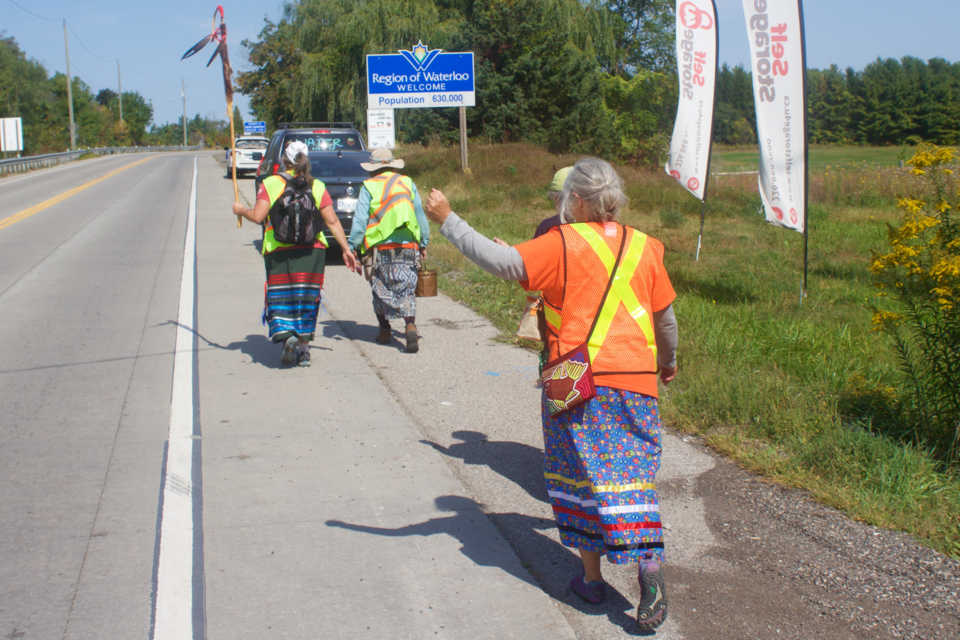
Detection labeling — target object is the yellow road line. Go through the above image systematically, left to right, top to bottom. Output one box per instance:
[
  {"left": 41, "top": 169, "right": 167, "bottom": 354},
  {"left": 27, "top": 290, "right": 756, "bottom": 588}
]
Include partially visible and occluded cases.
[{"left": 0, "top": 156, "right": 155, "bottom": 232}]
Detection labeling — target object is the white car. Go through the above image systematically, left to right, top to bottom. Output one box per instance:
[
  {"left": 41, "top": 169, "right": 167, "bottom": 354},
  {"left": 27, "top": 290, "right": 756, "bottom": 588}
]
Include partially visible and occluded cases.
[{"left": 226, "top": 136, "right": 269, "bottom": 177}]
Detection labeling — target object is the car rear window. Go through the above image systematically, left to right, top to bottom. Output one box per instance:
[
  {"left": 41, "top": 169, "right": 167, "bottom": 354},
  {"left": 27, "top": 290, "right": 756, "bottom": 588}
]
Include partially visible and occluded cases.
[
  {"left": 284, "top": 132, "right": 363, "bottom": 152},
  {"left": 236, "top": 139, "right": 267, "bottom": 149},
  {"left": 310, "top": 154, "right": 371, "bottom": 179}
]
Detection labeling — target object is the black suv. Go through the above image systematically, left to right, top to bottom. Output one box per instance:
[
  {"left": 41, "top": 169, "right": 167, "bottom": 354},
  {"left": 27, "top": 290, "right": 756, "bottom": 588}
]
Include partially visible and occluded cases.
[{"left": 255, "top": 123, "right": 371, "bottom": 244}]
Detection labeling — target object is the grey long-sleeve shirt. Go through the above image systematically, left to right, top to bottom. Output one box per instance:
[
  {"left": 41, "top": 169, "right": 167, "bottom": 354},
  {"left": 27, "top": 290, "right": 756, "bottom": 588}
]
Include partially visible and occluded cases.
[{"left": 439, "top": 212, "right": 677, "bottom": 369}]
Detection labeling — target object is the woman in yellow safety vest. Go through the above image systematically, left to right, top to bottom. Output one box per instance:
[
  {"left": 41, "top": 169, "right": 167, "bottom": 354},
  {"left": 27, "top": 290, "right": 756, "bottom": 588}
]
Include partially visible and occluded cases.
[
  {"left": 232, "top": 141, "right": 359, "bottom": 367},
  {"left": 348, "top": 148, "right": 430, "bottom": 354},
  {"left": 424, "top": 158, "right": 678, "bottom": 632}
]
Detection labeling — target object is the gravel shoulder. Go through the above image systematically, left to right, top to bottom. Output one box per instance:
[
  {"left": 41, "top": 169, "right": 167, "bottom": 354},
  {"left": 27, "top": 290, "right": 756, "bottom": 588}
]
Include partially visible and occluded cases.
[{"left": 321, "top": 264, "right": 960, "bottom": 640}]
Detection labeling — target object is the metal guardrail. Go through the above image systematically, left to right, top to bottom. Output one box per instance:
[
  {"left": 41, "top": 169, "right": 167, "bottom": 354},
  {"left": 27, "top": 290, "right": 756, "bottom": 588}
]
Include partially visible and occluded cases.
[{"left": 0, "top": 145, "right": 203, "bottom": 175}]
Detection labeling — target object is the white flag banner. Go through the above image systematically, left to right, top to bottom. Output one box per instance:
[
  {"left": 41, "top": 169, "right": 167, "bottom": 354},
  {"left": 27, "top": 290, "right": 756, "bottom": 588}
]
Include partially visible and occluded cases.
[
  {"left": 665, "top": 0, "right": 719, "bottom": 201},
  {"left": 743, "top": 0, "right": 807, "bottom": 233}
]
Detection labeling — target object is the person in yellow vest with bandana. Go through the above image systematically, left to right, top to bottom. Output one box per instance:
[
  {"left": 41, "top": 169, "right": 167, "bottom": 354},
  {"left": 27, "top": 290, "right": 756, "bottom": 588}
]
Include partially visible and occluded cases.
[
  {"left": 232, "top": 141, "right": 358, "bottom": 367},
  {"left": 349, "top": 148, "right": 430, "bottom": 353},
  {"left": 424, "top": 157, "right": 678, "bottom": 632}
]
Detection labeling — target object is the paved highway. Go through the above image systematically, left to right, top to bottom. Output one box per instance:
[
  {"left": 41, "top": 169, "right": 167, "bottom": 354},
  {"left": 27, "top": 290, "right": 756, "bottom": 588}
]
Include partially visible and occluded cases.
[{"left": 0, "top": 153, "right": 956, "bottom": 640}]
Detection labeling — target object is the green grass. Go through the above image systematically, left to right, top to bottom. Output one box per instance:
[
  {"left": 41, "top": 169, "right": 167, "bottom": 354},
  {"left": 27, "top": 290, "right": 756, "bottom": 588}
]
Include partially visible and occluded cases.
[
  {"left": 402, "top": 141, "right": 960, "bottom": 560},
  {"left": 713, "top": 144, "right": 913, "bottom": 173}
]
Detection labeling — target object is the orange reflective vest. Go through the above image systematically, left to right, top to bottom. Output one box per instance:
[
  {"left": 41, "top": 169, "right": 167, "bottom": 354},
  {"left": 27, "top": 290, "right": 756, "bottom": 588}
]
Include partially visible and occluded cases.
[
  {"left": 362, "top": 171, "right": 420, "bottom": 250},
  {"left": 544, "top": 223, "right": 659, "bottom": 375}
]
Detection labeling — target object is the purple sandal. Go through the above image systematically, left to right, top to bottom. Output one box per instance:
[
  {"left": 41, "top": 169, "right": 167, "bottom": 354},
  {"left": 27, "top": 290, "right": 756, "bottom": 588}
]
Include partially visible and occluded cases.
[
  {"left": 637, "top": 555, "right": 668, "bottom": 630},
  {"left": 571, "top": 573, "right": 607, "bottom": 605}
]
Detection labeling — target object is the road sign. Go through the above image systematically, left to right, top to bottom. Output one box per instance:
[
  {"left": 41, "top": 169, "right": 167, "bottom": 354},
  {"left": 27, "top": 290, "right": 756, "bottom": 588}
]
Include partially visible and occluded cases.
[
  {"left": 367, "top": 41, "right": 475, "bottom": 109},
  {"left": 367, "top": 109, "right": 396, "bottom": 149},
  {"left": 1, "top": 117, "right": 23, "bottom": 153},
  {"left": 244, "top": 121, "right": 266, "bottom": 134}
]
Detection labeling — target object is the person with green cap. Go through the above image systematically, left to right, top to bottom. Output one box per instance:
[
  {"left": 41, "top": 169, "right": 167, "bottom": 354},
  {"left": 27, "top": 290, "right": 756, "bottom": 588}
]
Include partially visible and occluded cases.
[{"left": 534, "top": 166, "right": 573, "bottom": 238}]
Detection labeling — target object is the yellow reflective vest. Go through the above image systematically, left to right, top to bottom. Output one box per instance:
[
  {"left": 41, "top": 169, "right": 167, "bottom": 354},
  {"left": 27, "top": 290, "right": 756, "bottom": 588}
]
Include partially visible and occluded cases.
[
  {"left": 261, "top": 172, "right": 329, "bottom": 255},
  {"left": 361, "top": 172, "right": 420, "bottom": 250}
]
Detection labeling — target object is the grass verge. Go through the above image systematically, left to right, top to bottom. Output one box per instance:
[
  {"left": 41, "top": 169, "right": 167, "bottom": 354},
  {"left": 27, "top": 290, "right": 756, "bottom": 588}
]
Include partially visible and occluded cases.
[{"left": 402, "top": 141, "right": 960, "bottom": 560}]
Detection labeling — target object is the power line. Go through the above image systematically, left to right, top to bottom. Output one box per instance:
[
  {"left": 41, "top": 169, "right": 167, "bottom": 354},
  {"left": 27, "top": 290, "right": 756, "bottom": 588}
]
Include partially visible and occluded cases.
[
  {"left": 4, "top": 0, "right": 59, "bottom": 21},
  {"left": 66, "top": 23, "right": 112, "bottom": 64}
]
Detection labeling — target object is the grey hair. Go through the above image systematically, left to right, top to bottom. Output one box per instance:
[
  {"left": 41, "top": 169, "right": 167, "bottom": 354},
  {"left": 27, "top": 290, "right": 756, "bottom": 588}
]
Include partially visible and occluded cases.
[{"left": 558, "top": 157, "right": 627, "bottom": 223}]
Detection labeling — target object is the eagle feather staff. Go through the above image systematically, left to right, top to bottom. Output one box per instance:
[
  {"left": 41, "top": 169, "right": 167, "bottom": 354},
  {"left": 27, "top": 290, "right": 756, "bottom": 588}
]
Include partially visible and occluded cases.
[{"left": 182, "top": 5, "right": 242, "bottom": 227}]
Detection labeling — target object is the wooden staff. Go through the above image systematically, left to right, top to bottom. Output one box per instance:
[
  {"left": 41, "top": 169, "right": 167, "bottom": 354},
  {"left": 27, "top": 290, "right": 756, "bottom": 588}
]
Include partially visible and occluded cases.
[{"left": 182, "top": 5, "right": 241, "bottom": 227}]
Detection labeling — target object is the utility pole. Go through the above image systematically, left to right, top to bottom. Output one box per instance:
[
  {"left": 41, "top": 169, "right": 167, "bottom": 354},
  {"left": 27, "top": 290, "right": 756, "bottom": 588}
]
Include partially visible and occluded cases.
[
  {"left": 63, "top": 20, "right": 76, "bottom": 150},
  {"left": 117, "top": 60, "right": 123, "bottom": 125},
  {"left": 182, "top": 78, "right": 187, "bottom": 147}
]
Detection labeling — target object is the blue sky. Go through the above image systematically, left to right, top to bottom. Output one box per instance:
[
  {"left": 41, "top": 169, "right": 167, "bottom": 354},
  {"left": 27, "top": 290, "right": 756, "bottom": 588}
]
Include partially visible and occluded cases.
[{"left": 4, "top": 0, "right": 960, "bottom": 128}]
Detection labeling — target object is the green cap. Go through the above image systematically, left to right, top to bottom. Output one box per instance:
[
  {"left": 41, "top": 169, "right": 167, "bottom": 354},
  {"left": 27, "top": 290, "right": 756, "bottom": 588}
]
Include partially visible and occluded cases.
[{"left": 548, "top": 166, "right": 573, "bottom": 193}]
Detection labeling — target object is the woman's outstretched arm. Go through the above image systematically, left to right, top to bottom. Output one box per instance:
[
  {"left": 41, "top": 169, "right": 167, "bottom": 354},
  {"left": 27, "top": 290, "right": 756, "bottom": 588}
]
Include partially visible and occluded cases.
[{"left": 425, "top": 189, "right": 528, "bottom": 282}]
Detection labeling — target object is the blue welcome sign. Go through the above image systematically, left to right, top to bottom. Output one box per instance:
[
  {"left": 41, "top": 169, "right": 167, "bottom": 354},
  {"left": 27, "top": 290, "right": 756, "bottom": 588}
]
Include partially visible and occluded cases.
[{"left": 367, "top": 41, "right": 475, "bottom": 109}]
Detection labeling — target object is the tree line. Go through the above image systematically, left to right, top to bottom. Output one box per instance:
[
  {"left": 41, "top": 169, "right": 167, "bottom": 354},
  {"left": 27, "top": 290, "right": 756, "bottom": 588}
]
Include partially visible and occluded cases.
[
  {"left": 238, "top": 0, "right": 960, "bottom": 163},
  {"left": 0, "top": 35, "right": 236, "bottom": 155},
  {"left": 714, "top": 57, "right": 960, "bottom": 147}
]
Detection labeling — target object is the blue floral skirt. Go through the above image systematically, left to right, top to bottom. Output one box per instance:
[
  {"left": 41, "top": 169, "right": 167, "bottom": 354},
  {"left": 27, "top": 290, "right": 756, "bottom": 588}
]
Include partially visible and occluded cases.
[{"left": 542, "top": 387, "right": 664, "bottom": 564}]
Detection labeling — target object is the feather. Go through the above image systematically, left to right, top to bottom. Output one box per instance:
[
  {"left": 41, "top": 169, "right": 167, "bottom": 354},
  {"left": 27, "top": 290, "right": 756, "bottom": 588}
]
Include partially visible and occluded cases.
[
  {"left": 181, "top": 34, "right": 213, "bottom": 60},
  {"left": 206, "top": 41, "right": 223, "bottom": 68}
]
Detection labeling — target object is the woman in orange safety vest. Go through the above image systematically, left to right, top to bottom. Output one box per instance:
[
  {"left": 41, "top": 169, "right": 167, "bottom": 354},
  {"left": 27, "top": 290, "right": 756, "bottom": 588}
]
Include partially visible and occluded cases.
[{"left": 424, "top": 157, "right": 678, "bottom": 632}]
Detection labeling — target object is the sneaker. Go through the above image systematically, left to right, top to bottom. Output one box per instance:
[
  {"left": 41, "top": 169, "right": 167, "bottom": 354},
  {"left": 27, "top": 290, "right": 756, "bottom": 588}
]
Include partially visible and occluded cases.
[
  {"left": 405, "top": 324, "right": 419, "bottom": 353},
  {"left": 280, "top": 336, "right": 298, "bottom": 366},
  {"left": 297, "top": 349, "right": 311, "bottom": 367},
  {"left": 636, "top": 556, "right": 668, "bottom": 631},
  {"left": 570, "top": 573, "right": 606, "bottom": 605}
]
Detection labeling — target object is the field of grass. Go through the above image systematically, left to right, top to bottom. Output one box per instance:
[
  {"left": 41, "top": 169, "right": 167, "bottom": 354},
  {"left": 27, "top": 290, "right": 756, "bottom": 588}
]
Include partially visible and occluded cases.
[
  {"left": 401, "top": 141, "right": 960, "bottom": 559},
  {"left": 712, "top": 145, "right": 913, "bottom": 173}
]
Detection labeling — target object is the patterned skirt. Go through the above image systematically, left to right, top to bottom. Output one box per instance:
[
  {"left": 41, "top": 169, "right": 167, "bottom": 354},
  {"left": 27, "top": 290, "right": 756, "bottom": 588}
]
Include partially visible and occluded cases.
[
  {"left": 262, "top": 247, "right": 325, "bottom": 342},
  {"left": 370, "top": 247, "right": 418, "bottom": 320},
  {"left": 542, "top": 387, "right": 664, "bottom": 564}
]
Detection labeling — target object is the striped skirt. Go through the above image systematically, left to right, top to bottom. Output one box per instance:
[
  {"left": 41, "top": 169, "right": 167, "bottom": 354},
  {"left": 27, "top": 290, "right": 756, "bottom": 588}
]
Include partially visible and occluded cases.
[
  {"left": 262, "top": 247, "right": 325, "bottom": 343},
  {"left": 542, "top": 387, "right": 664, "bottom": 564}
]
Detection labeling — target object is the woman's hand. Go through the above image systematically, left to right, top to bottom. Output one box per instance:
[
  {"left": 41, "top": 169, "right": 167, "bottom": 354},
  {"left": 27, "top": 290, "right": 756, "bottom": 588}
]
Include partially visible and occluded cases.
[
  {"left": 424, "top": 189, "right": 452, "bottom": 225},
  {"left": 492, "top": 238, "right": 511, "bottom": 248},
  {"left": 419, "top": 247, "right": 427, "bottom": 262},
  {"left": 342, "top": 249, "right": 360, "bottom": 274},
  {"left": 659, "top": 365, "right": 677, "bottom": 385}
]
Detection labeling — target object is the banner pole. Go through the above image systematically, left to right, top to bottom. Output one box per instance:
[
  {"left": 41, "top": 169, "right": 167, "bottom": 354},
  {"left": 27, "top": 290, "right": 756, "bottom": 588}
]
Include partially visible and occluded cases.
[
  {"left": 695, "top": 0, "right": 720, "bottom": 263},
  {"left": 799, "top": 0, "right": 810, "bottom": 296},
  {"left": 696, "top": 199, "right": 706, "bottom": 262}
]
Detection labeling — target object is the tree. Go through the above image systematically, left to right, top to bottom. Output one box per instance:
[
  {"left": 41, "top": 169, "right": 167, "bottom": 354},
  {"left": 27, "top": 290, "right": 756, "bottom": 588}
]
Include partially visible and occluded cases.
[{"left": 96, "top": 88, "right": 118, "bottom": 107}]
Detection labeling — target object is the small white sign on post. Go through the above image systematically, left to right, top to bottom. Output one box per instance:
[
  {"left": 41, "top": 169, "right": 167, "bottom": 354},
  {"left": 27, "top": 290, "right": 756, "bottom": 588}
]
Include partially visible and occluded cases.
[
  {"left": 367, "top": 109, "right": 395, "bottom": 149},
  {"left": 1, "top": 117, "right": 24, "bottom": 155}
]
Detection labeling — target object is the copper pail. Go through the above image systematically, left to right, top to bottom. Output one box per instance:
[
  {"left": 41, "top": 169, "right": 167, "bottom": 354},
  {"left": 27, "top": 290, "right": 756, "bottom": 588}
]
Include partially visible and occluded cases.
[{"left": 415, "top": 269, "right": 438, "bottom": 297}]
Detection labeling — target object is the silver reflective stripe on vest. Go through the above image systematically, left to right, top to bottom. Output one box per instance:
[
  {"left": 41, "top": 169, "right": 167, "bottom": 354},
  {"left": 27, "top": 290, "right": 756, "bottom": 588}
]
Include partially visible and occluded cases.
[{"left": 370, "top": 173, "right": 413, "bottom": 224}]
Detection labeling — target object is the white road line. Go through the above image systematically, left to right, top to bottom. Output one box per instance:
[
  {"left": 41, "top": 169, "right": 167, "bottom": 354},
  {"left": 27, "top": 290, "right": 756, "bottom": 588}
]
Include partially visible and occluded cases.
[{"left": 153, "top": 156, "right": 204, "bottom": 639}]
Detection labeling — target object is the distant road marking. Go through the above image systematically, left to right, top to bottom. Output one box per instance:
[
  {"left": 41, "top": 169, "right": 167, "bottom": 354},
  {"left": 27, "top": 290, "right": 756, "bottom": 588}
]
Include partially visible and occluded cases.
[
  {"left": 0, "top": 156, "right": 154, "bottom": 232},
  {"left": 152, "top": 156, "right": 205, "bottom": 639}
]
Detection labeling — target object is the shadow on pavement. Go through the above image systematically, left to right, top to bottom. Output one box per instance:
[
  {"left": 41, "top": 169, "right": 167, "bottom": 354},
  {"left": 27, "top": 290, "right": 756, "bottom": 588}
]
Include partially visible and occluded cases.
[
  {"left": 322, "top": 318, "right": 412, "bottom": 352},
  {"left": 162, "top": 321, "right": 331, "bottom": 369},
  {"left": 421, "top": 431, "right": 549, "bottom": 504},
  {"left": 327, "top": 495, "right": 647, "bottom": 636}
]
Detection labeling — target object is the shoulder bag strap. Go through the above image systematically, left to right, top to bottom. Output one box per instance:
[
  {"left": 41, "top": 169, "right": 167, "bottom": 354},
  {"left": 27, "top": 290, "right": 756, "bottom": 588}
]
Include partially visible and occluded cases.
[{"left": 583, "top": 224, "right": 628, "bottom": 345}]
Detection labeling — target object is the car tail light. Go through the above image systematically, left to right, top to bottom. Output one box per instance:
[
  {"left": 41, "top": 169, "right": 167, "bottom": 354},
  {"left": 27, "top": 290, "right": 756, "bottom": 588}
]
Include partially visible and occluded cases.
[{"left": 313, "top": 129, "right": 330, "bottom": 133}]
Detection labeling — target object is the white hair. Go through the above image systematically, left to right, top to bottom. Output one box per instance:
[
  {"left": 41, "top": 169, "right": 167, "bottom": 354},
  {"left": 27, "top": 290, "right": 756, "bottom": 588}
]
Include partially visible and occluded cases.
[{"left": 558, "top": 157, "right": 627, "bottom": 223}]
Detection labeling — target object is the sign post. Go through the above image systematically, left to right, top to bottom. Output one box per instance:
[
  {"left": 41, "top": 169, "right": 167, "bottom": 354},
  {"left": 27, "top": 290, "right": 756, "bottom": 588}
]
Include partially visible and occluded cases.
[
  {"left": 366, "top": 41, "right": 475, "bottom": 171},
  {"left": 367, "top": 109, "right": 396, "bottom": 149},
  {"left": 1, "top": 117, "right": 23, "bottom": 158},
  {"left": 244, "top": 121, "right": 266, "bottom": 135}
]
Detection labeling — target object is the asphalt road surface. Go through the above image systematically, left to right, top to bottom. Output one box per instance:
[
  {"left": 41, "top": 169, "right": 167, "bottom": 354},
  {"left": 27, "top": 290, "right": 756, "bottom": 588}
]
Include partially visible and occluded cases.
[{"left": 0, "top": 153, "right": 956, "bottom": 640}]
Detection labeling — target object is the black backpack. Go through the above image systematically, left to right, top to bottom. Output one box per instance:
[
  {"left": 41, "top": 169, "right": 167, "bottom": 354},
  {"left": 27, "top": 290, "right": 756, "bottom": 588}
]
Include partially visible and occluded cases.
[{"left": 268, "top": 174, "right": 324, "bottom": 244}]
